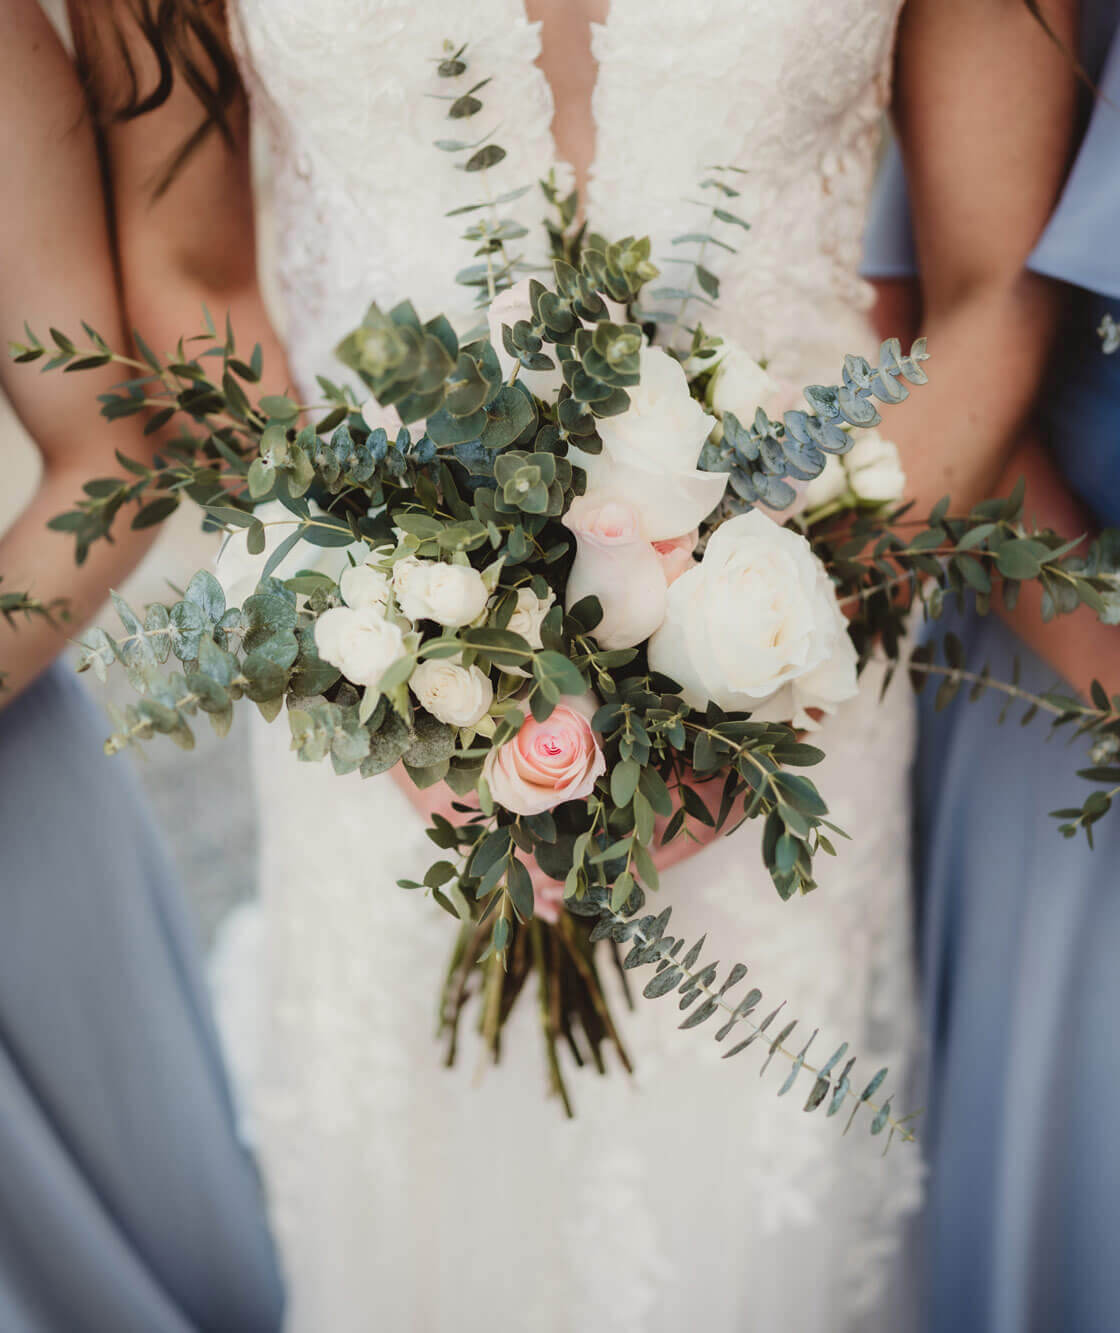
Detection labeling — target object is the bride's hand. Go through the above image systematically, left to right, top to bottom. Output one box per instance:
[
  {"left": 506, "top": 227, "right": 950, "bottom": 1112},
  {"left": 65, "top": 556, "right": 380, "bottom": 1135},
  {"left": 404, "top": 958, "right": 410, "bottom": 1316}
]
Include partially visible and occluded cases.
[{"left": 388, "top": 765, "right": 474, "bottom": 826}]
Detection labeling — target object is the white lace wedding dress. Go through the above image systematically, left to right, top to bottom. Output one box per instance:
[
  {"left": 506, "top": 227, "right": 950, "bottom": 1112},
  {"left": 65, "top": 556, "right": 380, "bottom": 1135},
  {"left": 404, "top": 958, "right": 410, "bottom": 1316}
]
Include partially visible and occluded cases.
[{"left": 214, "top": 3, "right": 922, "bottom": 1330}]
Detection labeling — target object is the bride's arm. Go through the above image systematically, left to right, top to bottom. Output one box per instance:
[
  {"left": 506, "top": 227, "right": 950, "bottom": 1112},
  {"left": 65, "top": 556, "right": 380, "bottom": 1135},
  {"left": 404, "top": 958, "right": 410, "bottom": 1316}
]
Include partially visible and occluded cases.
[
  {"left": 0, "top": 0, "right": 167, "bottom": 704},
  {"left": 884, "top": 0, "right": 1079, "bottom": 516}
]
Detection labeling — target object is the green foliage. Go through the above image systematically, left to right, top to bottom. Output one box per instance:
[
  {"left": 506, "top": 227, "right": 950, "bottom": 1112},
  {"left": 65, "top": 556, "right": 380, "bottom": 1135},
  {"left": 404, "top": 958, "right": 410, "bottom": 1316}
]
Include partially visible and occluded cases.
[
  {"left": 642, "top": 165, "right": 749, "bottom": 327},
  {"left": 12, "top": 310, "right": 275, "bottom": 564},
  {"left": 816, "top": 486, "right": 1120, "bottom": 675},
  {"left": 0, "top": 579, "right": 69, "bottom": 691},
  {"left": 905, "top": 630, "right": 1120, "bottom": 847},
  {"left": 570, "top": 884, "right": 917, "bottom": 1145}
]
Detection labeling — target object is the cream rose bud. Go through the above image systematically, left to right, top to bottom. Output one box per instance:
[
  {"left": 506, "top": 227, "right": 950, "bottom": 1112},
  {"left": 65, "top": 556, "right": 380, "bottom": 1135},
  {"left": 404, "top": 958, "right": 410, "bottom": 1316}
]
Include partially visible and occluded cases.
[
  {"left": 487, "top": 279, "right": 565, "bottom": 402},
  {"left": 706, "top": 341, "right": 779, "bottom": 423},
  {"left": 568, "top": 344, "right": 726, "bottom": 541},
  {"left": 845, "top": 431, "right": 906, "bottom": 504},
  {"left": 562, "top": 495, "right": 668, "bottom": 650},
  {"left": 647, "top": 510, "right": 858, "bottom": 729},
  {"left": 392, "top": 557, "right": 489, "bottom": 628},
  {"left": 339, "top": 562, "right": 391, "bottom": 611},
  {"left": 507, "top": 586, "right": 555, "bottom": 648},
  {"left": 314, "top": 605, "right": 408, "bottom": 691},
  {"left": 410, "top": 659, "right": 493, "bottom": 727},
  {"left": 483, "top": 703, "right": 606, "bottom": 816}
]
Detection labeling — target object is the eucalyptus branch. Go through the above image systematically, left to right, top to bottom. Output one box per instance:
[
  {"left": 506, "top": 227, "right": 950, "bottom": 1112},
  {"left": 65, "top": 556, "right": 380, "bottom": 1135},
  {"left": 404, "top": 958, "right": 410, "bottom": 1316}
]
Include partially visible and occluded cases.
[
  {"left": 652, "top": 165, "right": 749, "bottom": 344},
  {"left": 906, "top": 631, "right": 1120, "bottom": 845},
  {"left": 579, "top": 892, "right": 917, "bottom": 1147}
]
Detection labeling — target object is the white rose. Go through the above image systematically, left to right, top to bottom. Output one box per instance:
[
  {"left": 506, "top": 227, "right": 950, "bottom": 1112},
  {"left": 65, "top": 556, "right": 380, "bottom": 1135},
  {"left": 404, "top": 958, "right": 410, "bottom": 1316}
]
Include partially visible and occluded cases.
[
  {"left": 488, "top": 278, "right": 565, "bottom": 402},
  {"left": 707, "top": 341, "right": 778, "bottom": 425},
  {"left": 568, "top": 344, "right": 725, "bottom": 541},
  {"left": 845, "top": 431, "right": 906, "bottom": 504},
  {"left": 562, "top": 495, "right": 667, "bottom": 650},
  {"left": 216, "top": 498, "right": 366, "bottom": 607},
  {"left": 647, "top": 510, "right": 858, "bottom": 729},
  {"left": 392, "top": 557, "right": 489, "bottom": 628},
  {"left": 339, "top": 561, "right": 391, "bottom": 611},
  {"left": 508, "top": 587, "right": 554, "bottom": 645},
  {"left": 314, "top": 605, "right": 408, "bottom": 691},
  {"left": 410, "top": 658, "right": 493, "bottom": 727}
]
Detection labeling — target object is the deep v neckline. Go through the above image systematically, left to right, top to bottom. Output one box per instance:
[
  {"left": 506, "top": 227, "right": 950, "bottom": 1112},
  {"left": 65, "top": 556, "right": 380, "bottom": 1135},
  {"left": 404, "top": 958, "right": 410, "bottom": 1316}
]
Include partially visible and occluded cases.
[{"left": 521, "top": 0, "right": 610, "bottom": 203}]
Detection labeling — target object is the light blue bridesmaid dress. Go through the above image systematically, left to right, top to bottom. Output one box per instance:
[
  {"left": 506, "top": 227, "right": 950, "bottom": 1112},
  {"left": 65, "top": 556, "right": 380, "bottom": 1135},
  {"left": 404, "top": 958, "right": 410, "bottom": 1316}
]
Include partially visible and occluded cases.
[
  {"left": 864, "top": 14, "right": 1120, "bottom": 1332},
  {"left": 0, "top": 664, "right": 285, "bottom": 1332}
]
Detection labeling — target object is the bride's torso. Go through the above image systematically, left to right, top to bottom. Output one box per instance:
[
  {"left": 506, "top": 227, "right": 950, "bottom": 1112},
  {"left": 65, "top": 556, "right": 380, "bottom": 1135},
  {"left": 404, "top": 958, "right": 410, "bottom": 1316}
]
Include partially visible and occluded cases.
[
  {"left": 229, "top": 0, "right": 903, "bottom": 398},
  {"left": 216, "top": 8, "right": 922, "bottom": 1327}
]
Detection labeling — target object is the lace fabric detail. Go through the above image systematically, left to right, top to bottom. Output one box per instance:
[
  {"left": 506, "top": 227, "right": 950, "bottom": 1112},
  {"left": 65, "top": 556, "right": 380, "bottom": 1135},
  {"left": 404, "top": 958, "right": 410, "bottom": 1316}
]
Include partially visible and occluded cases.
[
  {"left": 229, "top": 0, "right": 570, "bottom": 394},
  {"left": 217, "top": 2, "right": 919, "bottom": 1328}
]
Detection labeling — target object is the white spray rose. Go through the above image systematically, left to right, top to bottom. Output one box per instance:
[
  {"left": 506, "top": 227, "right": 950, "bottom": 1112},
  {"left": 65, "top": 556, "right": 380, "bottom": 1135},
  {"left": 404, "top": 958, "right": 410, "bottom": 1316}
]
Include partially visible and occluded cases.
[
  {"left": 487, "top": 279, "right": 565, "bottom": 402},
  {"left": 706, "top": 340, "right": 778, "bottom": 425},
  {"left": 568, "top": 344, "right": 725, "bottom": 541},
  {"left": 802, "top": 430, "right": 906, "bottom": 511},
  {"left": 844, "top": 431, "right": 906, "bottom": 504},
  {"left": 216, "top": 498, "right": 366, "bottom": 607},
  {"left": 647, "top": 510, "right": 858, "bottom": 729},
  {"left": 392, "top": 557, "right": 489, "bottom": 628},
  {"left": 339, "top": 562, "right": 391, "bottom": 611},
  {"left": 500, "top": 586, "right": 557, "bottom": 677},
  {"left": 506, "top": 586, "right": 555, "bottom": 649},
  {"left": 314, "top": 605, "right": 408, "bottom": 692},
  {"left": 410, "top": 659, "right": 493, "bottom": 727}
]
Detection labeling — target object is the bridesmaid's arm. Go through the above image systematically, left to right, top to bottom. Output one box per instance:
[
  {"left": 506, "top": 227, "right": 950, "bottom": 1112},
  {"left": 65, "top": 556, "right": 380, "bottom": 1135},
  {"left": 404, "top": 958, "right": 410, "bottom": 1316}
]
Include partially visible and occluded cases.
[
  {"left": 0, "top": 0, "right": 166, "bottom": 704},
  {"left": 70, "top": 0, "right": 291, "bottom": 400},
  {"left": 885, "top": 0, "right": 1079, "bottom": 515},
  {"left": 869, "top": 273, "right": 1119, "bottom": 699}
]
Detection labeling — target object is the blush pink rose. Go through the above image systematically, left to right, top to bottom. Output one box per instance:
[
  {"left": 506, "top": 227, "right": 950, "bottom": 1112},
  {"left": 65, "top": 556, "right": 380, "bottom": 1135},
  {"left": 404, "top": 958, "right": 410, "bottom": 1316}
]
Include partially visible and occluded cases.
[
  {"left": 562, "top": 494, "right": 668, "bottom": 650},
  {"left": 652, "top": 529, "right": 699, "bottom": 585},
  {"left": 483, "top": 703, "right": 606, "bottom": 816}
]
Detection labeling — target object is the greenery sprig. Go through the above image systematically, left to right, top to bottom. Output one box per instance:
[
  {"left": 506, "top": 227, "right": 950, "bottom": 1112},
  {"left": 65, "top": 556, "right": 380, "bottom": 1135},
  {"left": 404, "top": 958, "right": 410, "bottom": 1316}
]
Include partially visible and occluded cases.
[
  {"left": 702, "top": 336, "right": 930, "bottom": 510},
  {"left": 0, "top": 580, "right": 69, "bottom": 691},
  {"left": 579, "top": 884, "right": 919, "bottom": 1146}
]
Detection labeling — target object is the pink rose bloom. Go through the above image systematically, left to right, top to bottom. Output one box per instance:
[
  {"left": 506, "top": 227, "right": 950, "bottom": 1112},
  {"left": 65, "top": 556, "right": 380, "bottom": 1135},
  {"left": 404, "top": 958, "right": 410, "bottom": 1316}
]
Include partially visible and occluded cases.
[
  {"left": 562, "top": 494, "right": 668, "bottom": 650},
  {"left": 652, "top": 529, "right": 699, "bottom": 585},
  {"left": 483, "top": 704, "right": 606, "bottom": 816}
]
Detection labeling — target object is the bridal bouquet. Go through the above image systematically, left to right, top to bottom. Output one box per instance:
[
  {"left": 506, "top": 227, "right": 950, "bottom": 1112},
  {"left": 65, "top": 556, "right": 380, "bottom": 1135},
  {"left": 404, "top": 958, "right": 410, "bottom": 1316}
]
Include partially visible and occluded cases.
[{"left": 14, "top": 45, "right": 1120, "bottom": 1132}]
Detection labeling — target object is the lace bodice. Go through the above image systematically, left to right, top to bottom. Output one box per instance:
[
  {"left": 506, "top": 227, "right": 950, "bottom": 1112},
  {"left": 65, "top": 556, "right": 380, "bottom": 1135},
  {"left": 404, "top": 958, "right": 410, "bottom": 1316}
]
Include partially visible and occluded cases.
[
  {"left": 230, "top": 0, "right": 901, "bottom": 395},
  {"left": 217, "top": 6, "right": 921, "bottom": 1330}
]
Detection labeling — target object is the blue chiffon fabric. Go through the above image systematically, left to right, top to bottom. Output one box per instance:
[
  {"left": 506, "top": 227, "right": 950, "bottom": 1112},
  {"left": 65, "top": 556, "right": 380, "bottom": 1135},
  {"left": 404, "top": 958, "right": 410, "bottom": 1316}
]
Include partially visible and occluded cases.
[
  {"left": 864, "top": 16, "right": 1120, "bottom": 1332},
  {"left": 0, "top": 664, "right": 284, "bottom": 1332}
]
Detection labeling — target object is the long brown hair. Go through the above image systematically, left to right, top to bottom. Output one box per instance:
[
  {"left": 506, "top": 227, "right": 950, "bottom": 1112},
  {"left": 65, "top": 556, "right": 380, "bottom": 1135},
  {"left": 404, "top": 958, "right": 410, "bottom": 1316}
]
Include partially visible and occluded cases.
[{"left": 70, "top": 0, "right": 240, "bottom": 197}]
